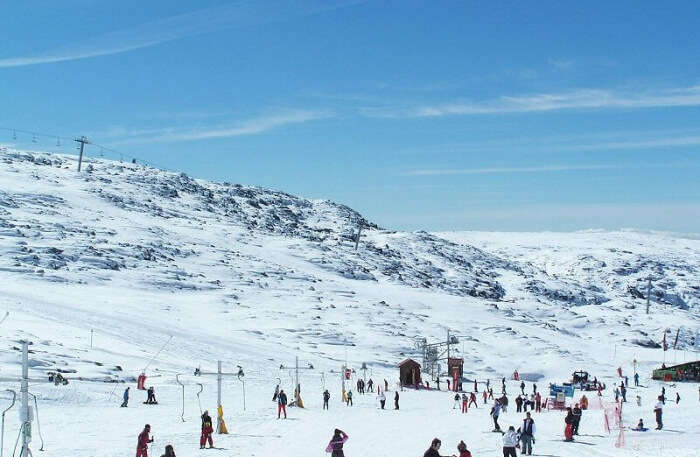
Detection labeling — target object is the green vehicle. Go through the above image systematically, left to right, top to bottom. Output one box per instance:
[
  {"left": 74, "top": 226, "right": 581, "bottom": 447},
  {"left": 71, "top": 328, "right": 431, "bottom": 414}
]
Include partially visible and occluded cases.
[{"left": 652, "top": 361, "right": 700, "bottom": 382}]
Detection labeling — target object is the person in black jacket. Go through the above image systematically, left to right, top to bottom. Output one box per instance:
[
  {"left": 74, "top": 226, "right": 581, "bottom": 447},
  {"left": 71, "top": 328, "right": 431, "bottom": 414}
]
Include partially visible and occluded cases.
[
  {"left": 323, "top": 389, "right": 330, "bottom": 410},
  {"left": 277, "top": 390, "right": 288, "bottom": 419},
  {"left": 394, "top": 391, "right": 400, "bottom": 410},
  {"left": 572, "top": 404, "right": 582, "bottom": 435},
  {"left": 200, "top": 410, "right": 214, "bottom": 448},
  {"left": 423, "top": 438, "right": 451, "bottom": 457},
  {"left": 161, "top": 444, "right": 176, "bottom": 457}
]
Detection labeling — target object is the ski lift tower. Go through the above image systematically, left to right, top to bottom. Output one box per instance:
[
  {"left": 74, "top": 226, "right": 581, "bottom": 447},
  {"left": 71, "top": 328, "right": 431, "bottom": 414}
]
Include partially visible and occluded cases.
[
  {"left": 0, "top": 341, "right": 70, "bottom": 457},
  {"left": 280, "top": 356, "right": 313, "bottom": 407},
  {"left": 194, "top": 362, "right": 244, "bottom": 433}
]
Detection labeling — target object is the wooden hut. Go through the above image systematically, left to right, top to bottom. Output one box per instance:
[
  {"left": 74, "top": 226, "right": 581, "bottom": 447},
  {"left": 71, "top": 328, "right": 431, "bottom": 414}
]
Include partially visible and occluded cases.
[{"left": 398, "top": 358, "right": 422, "bottom": 386}]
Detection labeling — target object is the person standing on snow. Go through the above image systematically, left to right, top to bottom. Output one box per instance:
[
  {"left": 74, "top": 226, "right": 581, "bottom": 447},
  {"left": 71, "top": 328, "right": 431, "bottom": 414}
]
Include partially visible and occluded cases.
[
  {"left": 634, "top": 372, "right": 639, "bottom": 386},
  {"left": 367, "top": 378, "right": 374, "bottom": 392},
  {"left": 384, "top": 379, "right": 389, "bottom": 392},
  {"left": 520, "top": 381, "right": 525, "bottom": 395},
  {"left": 621, "top": 382, "right": 627, "bottom": 402},
  {"left": 272, "top": 383, "right": 279, "bottom": 402},
  {"left": 146, "top": 386, "right": 157, "bottom": 404},
  {"left": 122, "top": 387, "right": 130, "bottom": 407},
  {"left": 488, "top": 388, "right": 494, "bottom": 400},
  {"left": 277, "top": 389, "right": 288, "bottom": 419},
  {"left": 323, "top": 389, "right": 330, "bottom": 410},
  {"left": 346, "top": 390, "right": 353, "bottom": 406},
  {"left": 378, "top": 390, "right": 386, "bottom": 409},
  {"left": 482, "top": 390, "right": 488, "bottom": 404},
  {"left": 394, "top": 391, "right": 400, "bottom": 410},
  {"left": 469, "top": 391, "right": 478, "bottom": 408},
  {"left": 535, "top": 392, "right": 542, "bottom": 412},
  {"left": 676, "top": 392, "right": 680, "bottom": 404},
  {"left": 453, "top": 393, "right": 461, "bottom": 409},
  {"left": 460, "top": 393, "right": 468, "bottom": 413},
  {"left": 515, "top": 395, "right": 523, "bottom": 413},
  {"left": 654, "top": 396, "right": 664, "bottom": 430},
  {"left": 490, "top": 400, "right": 502, "bottom": 431},
  {"left": 572, "top": 403, "right": 582, "bottom": 435},
  {"left": 564, "top": 407, "right": 575, "bottom": 441},
  {"left": 200, "top": 410, "right": 214, "bottom": 449},
  {"left": 519, "top": 411, "right": 536, "bottom": 456},
  {"left": 136, "top": 424, "right": 154, "bottom": 457},
  {"left": 501, "top": 426, "right": 518, "bottom": 457},
  {"left": 325, "top": 429, "right": 349, "bottom": 457},
  {"left": 160, "top": 444, "right": 176, "bottom": 457}
]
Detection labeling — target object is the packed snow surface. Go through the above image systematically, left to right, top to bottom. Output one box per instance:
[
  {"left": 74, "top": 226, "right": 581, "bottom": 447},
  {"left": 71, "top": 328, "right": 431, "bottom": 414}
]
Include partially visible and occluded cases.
[{"left": 0, "top": 148, "right": 698, "bottom": 456}]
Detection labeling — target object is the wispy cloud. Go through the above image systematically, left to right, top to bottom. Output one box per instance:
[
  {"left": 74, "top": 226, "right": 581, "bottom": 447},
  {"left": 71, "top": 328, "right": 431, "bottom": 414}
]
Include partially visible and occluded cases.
[
  {"left": 0, "top": 0, "right": 367, "bottom": 68},
  {"left": 361, "top": 84, "right": 700, "bottom": 118},
  {"left": 111, "top": 109, "right": 330, "bottom": 144},
  {"left": 400, "top": 164, "right": 621, "bottom": 176}
]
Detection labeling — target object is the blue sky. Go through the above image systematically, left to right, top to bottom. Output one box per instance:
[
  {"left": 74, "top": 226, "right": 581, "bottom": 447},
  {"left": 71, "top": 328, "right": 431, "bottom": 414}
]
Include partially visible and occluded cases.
[{"left": 1, "top": 0, "right": 699, "bottom": 232}]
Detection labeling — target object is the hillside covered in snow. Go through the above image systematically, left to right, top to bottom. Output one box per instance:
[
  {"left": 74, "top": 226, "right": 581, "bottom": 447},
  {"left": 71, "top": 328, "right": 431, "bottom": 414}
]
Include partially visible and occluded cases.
[{"left": 0, "top": 147, "right": 698, "bottom": 457}]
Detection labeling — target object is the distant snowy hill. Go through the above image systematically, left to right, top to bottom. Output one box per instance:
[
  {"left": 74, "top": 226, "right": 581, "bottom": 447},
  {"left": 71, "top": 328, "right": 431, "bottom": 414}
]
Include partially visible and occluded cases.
[{"left": 1, "top": 147, "right": 699, "bottom": 457}]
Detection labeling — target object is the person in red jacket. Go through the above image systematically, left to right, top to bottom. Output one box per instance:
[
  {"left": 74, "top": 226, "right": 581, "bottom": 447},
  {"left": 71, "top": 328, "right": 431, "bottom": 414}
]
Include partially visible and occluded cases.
[
  {"left": 469, "top": 392, "right": 478, "bottom": 408},
  {"left": 200, "top": 410, "right": 214, "bottom": 449},
  {"left": 136, "top": 424, "right": 154, "bottom": 457},
  {"left": 457, "top": 440, "right": 472, "bottom": 457}
]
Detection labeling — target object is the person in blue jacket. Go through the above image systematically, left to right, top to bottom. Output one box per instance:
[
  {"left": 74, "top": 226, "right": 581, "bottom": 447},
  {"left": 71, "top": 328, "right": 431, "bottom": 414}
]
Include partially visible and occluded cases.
[{"left": 121, "top": 387, "right": 130, "bottom": 407}]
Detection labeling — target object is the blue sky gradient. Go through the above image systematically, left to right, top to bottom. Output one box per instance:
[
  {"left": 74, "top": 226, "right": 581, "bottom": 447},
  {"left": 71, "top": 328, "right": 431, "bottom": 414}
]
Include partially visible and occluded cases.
[{"left": 1, "top": 0, "right": 699, "bottom": 232}]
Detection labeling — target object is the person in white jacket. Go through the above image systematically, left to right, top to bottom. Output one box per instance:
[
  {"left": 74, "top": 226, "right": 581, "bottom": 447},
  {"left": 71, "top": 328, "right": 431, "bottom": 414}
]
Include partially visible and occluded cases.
[{"left": 502, "top": 426, "right": 519, "bottom": 457}]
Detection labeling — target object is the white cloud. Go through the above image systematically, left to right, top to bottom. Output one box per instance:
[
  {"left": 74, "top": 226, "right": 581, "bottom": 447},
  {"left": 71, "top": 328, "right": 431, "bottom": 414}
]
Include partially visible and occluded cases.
[
  {"left": 0, "top": 0, "right": 367, "bottom": 68},
  {"left": 362, "top": 85, "right": 700, "bottom": 118},
  {"left": 113, "top": 110, "right": 330, "bottom": 144},
  {"left": 400, "top": 164, "right": 621, "bottom": 176}
]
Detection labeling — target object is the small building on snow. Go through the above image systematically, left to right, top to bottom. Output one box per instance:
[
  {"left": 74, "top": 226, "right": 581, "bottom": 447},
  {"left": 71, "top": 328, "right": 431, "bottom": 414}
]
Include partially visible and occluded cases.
[{"left": 398, "top": 358, "right": 422, "bottom": 386}]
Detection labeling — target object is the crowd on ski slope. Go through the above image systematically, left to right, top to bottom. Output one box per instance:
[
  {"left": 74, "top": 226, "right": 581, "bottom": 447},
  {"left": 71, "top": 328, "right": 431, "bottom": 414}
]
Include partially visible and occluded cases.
[{"left": 124, "top": 370, "right": 684, "bottom": 457}]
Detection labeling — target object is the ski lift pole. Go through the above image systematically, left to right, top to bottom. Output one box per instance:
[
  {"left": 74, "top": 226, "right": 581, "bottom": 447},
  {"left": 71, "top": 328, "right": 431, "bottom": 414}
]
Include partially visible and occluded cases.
[
  {"left": 237, "top": 371, "right": 246, "bottom": 411},
  {"left": 176, "top": 374, "right": 185, "bottom": 422},
  {"left": 196, "top": 383, "right": 203, "bottom": 415},
  {"left": 1, "top": 389, "right": 16, "bottom": 457}
]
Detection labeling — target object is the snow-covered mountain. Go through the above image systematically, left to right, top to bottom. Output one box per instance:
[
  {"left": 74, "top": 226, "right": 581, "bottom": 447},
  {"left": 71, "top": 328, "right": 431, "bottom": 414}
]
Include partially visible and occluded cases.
[{"left": 0, "top": 147, "right": 698, "bottom": 457}]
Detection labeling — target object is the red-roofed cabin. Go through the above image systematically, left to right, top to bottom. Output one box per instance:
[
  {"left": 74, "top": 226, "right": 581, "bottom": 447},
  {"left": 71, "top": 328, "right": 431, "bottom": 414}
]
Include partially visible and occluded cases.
[{"left": 399, "top": 358, "right": 422, "bottom": 387}]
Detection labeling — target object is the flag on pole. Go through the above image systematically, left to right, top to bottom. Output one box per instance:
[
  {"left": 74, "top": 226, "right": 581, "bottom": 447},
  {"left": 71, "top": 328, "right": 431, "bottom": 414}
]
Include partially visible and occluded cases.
[
  {"left": 673, "top": 328, "right": 680, "bottom": 349},
  {"left": 662, "top": 330, "right": 667, "bottom": 351}
]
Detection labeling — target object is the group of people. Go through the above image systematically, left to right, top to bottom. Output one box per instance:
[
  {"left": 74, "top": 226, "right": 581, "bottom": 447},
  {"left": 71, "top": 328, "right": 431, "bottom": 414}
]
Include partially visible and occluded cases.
[{"left": 121, "top": 385, "right": 157, "bottom": 407}]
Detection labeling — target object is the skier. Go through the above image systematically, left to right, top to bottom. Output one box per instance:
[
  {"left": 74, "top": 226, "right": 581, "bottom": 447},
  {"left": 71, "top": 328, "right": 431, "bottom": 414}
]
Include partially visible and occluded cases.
[
  {"left": 634, "top": 372, "right": 639, "bottom": 386},
  {"left": 367, "top": 378, "right": 374, "bottom": 392},
  {"left": 384, "top": 379, "right": 388, "bottom": 392},
  {"left": 447, "top": 379, "right": 451, "bottom": 391},
  {"left": 474, "top": 379, "right": 478, "bottom": 392},
  {"left": 520, "top": 381, "right": 525, "bottom": 395},
  {"left": 621, "top": 382, "right": 627, "bottom": 402},
  {"left": 272, "top": 383, "right": 279, "bottom": 401},
  {"left": 533, "top": 383, "right": 537, "bottom": 394},
  {"left": 146, "top": 386, "right": 157, "bottom": 404},
  {"left": 614, "top": 386, "right": 620, "bottom": 402},
  {"left": 661, "top": 386, "right": 666, "bottom": 404},
  {"left": 121, "top": 387, "right": 130, "bottom": 407},
  {"left": 488, "top": 388, "right": 494, "bottom": 400},
  {"left": 277, "top": 389, "right": 288, "bottom": 419},
  {"left": 323, "top": 389, "right": 330, "bottom": 410},
  {"left": 346, "top": 390, "right": 353, "bottom": 406},
  {"left": 379, "top": 390, "right": 386, "bottom": 409},
  {"left": 482, "top": 390, "right": 487, "bottom": 404},
  {"left": 394, "top": 391, "right": 400, "bottom": 410},
  {"left": 468, "top": 391, "right": 477, "bottom": 408},
  {"left": 535, "top": 392, "right": 542, "bottom": 412},
  {"left": 676, "top": 392, "right": 680, "bottom": 404},
  {"left": 453, "top": 393, "right": 460, "bottom": 409},
  {"left": 461, "top": 393, "right": 468, "bottom": 413},
  {"left": 500, "top": 394, "right": 508, "bottom": 413},
  {"left": 579, "top": 394, "right": 588, "bottom": 410},
  {"left": 515, "top": 395, "right": 523, "bottom": 413},
  {"left": 636, "top": 395, "right": 642, "bottom": 406},
  {"left": 654, "top": 396, "right": 663, "bottom": 430},
  {"left": 490, "top": 400, "right": 502, "bottom": 431},
  {"left": 572, "top": 403, "right": 582, "bottom": 435},
  {"left": 564, "top": 407, "right": 575, "bottom": 441},
  {"left": 200, "top": 410, "right": 214, "bottom": 449},
  {"left": 519, "top": 412, "right": 536, "bottom": 456},
  {"left": 634, "top": 418, "right": 646, "bottom": 431},
  {"left": 136, "top": 424, "right": 154, "bottom": 457},
  {"left": 502, "top": 426, "right": 518, "bottom": 457},
  {"left": 325, "top": 429, "right": 349, "bottom": 457},
  {"left": 422, "top": 438, "right": 449, "bottom": 457},
  {"left": 457, "top": 440, "right": 471, "bottom": 457},
  {"left": 160, "top": 444, "right": 176, "bottom": 457}
]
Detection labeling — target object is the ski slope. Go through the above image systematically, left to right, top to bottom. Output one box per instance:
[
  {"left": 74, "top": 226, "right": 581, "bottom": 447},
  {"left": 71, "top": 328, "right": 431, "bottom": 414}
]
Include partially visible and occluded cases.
[{"left": 0, "top": 147, "right": 698, "bottom": 456}]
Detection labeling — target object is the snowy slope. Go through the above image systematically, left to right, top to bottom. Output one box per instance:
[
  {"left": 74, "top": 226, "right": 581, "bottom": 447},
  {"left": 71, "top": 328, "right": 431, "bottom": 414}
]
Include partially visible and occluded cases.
[{"left": 0, "top": 147, "right": 698, "bottom": 457}]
